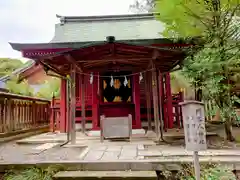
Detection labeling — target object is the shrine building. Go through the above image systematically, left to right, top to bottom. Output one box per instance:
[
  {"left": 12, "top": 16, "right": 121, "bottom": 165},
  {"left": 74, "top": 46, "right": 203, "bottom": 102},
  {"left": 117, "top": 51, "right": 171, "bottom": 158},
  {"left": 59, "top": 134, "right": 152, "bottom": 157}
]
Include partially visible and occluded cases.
[{"left": 9, "top": 13, "right": 192, "bottom": 134}]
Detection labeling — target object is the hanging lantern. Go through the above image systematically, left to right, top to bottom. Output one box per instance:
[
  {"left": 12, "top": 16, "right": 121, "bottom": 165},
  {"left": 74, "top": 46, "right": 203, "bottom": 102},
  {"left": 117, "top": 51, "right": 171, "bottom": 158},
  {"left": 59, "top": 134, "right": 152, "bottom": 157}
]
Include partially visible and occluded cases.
[
  {"left": 90, "top": 72, "right": 93, "bottom": 84},
  {"left": 139, "top": 72, "right": 143, "bottom": 84},
  {"left": 110, "top": 76, "right": 114, "bottom": 87},
  {"left": 123, "top": 76, "right": 128, "bottom": 86}
]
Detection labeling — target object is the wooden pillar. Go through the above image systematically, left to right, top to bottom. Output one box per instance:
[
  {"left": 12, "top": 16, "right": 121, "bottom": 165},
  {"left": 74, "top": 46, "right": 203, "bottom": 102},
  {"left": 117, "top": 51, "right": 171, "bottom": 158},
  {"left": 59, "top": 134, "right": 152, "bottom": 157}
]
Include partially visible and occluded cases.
[
  {"left": 70, "top": 67, "right": 76, "bottom": 144},
  {"left": 152, "top": 69, "right": 160, "bottom": 140},
  {"left": 158, "top": 70, "right": 165, "bottom": 137},
  {"left": 92, "top": 72, "right": 99, "bottom": 130},
  {"left": 145, "top": 72, "right": 152, "bottom": 131},
  {"left": 165, "top": 72, "right": 173, "bottom": 129},
  {"left": 81, "top": 74, "right": 86, "bottom": 133},
  {"left": 133, "top": 74, "right": 141, "bottom": 129},
  {"left": 162, "top": 75, "right": 168, "bottom": 131},
  {"left": 66, "top": 78, "right": 70, "bottom": 135},
  {"left": 60, "top": 79, "right": 67, "bottom": 132},
  {"left": 50, "top": 95, "right": 55, "bottom": 132},
  {"left": 6, "top": 99, "right": 13, "bottom": 132}
]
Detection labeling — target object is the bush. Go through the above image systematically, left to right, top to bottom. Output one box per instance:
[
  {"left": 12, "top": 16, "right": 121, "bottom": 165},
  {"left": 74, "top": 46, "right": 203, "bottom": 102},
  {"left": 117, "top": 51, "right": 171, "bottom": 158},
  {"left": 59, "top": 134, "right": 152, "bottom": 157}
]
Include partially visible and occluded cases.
[
  {"left": 6, "top": 76, "right": 34, "bottom": 96},
  {"left": 35, "top": 77, "right": 60, "bottom": 99},
  {"left": 162, "top": 163, "right": 235, "bottom": 180},
  {"left": 3, "top": 165, "right": 64, "bottom": 180}
]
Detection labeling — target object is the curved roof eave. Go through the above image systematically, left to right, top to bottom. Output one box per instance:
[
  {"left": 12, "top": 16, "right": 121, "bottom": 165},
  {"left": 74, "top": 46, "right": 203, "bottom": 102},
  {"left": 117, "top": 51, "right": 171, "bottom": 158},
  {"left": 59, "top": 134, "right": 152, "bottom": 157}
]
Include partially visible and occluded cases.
[{"left": 9, "top": 38, "right": 174, "bottom": 51}]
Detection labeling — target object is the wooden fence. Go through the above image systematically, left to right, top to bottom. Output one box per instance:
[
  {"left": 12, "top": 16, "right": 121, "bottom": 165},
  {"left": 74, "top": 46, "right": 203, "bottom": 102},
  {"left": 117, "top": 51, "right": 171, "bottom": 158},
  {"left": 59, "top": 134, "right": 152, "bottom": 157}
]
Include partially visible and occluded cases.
[
  {"left": 0, "top": 92, "right": 50, "bottom": 134},
  {"left": 204, "top": 100, "right": 240, "bottom": 122}
]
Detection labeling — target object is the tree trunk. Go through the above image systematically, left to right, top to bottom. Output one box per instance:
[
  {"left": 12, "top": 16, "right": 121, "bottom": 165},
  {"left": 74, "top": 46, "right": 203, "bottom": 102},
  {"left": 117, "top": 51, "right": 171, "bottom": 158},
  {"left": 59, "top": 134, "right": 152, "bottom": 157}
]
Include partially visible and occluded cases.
[
  {"left": 196, "top": 89, "right": 202, "bottom": 101},
  {"left": 224, "top": 120, "right": 235, "bottom": 142}
]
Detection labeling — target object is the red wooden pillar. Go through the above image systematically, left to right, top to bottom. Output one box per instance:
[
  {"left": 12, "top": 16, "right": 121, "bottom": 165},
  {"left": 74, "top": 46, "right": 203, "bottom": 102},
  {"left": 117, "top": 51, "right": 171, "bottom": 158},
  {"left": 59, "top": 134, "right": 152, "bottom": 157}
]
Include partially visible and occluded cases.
[
  {"left": 92, "top": 72, "right": 99, "bottom": 130},
  {"left": 165, "top": 72, "right": 173, "bottom": 129},
  {"left": 133, "top": 74, "right": 141, "bottom": 129},
  {"left": 60, "top": 79, "right": 67, "bottom": 132},
  {"left": 179, "top": 91, "right": 184, "bottom": 128},
  {"left": 50, "top": 96, "right": 55, "bottom": 132}
]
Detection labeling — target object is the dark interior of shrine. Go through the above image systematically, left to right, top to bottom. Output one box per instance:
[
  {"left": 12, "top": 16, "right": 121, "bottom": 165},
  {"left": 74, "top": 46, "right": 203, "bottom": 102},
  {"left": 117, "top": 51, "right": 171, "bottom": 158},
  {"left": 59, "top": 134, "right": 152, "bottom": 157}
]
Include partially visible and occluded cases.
[{"left": 101, "top": 71, "right": 132, "bottom": 103}]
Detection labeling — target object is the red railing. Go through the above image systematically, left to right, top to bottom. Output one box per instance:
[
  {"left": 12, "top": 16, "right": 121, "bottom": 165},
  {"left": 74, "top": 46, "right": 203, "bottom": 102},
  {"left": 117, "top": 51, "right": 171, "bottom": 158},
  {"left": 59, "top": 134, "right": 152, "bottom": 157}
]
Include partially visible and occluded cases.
[{"left": 0, "top": 92, "right": 50, "bottom": 134}]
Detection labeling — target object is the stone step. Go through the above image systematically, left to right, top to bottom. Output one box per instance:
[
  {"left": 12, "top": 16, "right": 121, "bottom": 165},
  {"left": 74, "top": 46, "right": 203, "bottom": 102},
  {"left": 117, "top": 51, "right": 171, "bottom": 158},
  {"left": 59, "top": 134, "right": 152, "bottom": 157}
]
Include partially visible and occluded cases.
[{"left": 54, "top": 170, "right": 157, "bottom": 179}]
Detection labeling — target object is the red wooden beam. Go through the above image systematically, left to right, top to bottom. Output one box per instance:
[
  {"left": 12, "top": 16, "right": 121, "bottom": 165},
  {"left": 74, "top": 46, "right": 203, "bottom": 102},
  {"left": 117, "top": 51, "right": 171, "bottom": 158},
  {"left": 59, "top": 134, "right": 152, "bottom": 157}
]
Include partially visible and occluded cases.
[{"left": 65, "top": 54, "right": 83, "bottom": 72}]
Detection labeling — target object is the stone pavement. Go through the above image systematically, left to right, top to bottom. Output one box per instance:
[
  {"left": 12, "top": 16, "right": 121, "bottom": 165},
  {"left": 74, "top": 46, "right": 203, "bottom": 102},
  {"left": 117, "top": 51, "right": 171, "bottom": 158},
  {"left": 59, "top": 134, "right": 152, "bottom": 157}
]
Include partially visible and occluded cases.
[
  {"left": 1, "top": 131, "right": 240, "bottom": 169},
  {"left": 76, "top": 143, "right": 240, "bottom": 161},
  {"left": 80, "top": 145, "right": 139, "bottom": 161}
]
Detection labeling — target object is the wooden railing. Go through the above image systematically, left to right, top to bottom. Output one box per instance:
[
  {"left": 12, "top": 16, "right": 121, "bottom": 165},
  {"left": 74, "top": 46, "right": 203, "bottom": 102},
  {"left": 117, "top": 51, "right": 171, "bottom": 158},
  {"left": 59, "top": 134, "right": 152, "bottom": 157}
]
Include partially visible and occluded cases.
[{"left": 0, "top": 92, "right": 50, "bottom": 134}]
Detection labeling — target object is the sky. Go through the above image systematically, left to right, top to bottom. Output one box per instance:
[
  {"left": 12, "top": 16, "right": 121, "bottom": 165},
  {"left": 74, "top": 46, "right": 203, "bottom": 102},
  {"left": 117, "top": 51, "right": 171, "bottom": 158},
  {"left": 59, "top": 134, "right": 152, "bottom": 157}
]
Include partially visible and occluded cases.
[{"left": 0, "top": 0, "right": 135, "bottom": 62}]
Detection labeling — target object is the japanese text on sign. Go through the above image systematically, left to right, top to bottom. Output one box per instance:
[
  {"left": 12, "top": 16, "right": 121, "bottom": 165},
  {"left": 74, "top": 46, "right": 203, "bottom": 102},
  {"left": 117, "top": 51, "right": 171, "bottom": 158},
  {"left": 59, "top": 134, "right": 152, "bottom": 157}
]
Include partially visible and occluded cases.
[{"left": 184, "top": 108, "right": 207, "bottom": 151}]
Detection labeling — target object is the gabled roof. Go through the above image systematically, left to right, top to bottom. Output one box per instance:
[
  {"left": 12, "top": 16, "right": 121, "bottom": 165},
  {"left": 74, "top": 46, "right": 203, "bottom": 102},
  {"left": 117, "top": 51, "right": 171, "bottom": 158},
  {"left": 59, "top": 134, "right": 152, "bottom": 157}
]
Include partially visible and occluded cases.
[{"left": 51, "top": 13, "right": 165, "bottom": 43}]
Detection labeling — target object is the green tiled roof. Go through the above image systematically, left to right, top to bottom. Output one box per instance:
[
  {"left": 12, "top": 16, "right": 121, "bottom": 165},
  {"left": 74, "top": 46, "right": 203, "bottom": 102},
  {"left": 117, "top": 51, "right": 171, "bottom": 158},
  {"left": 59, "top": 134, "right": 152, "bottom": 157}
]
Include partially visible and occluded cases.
[{"left": 51, "top": 13, "right": 165, "bottom": 43}]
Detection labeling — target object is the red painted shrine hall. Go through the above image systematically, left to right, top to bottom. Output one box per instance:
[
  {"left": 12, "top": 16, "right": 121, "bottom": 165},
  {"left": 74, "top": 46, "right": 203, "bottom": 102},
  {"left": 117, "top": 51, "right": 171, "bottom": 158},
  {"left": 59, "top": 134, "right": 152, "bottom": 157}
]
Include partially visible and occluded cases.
[{"left": 10, "top": 13, "right": 191, "bottom": 133}]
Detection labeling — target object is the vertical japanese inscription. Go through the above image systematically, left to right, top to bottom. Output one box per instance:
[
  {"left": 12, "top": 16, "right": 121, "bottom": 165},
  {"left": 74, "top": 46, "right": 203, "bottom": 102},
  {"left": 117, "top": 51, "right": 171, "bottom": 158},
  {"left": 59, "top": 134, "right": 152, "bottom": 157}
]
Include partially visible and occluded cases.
[
  {"left": 196, "top": 108, "right": 206, "bottom": 147},
  {"left": 186, "top": 116, "right": 191, "bottom": 143}
]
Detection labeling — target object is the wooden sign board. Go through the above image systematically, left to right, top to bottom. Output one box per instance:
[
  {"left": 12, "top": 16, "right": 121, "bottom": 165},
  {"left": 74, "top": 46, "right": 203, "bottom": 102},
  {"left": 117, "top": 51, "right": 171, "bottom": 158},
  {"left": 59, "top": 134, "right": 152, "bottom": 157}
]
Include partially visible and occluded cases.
[
  {"left": 180, "top": 101, "right": 207, "bottom": 151},
  {"left": 100, "top": 114, "right": 132, "bottom": 142}
]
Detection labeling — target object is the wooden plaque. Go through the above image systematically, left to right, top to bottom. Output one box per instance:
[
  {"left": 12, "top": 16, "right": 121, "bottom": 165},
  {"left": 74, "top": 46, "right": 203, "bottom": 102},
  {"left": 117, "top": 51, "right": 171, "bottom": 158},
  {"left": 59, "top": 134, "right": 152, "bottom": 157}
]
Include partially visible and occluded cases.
[{"left": 100, "top": 114, "right": 132, "bottom": 141}]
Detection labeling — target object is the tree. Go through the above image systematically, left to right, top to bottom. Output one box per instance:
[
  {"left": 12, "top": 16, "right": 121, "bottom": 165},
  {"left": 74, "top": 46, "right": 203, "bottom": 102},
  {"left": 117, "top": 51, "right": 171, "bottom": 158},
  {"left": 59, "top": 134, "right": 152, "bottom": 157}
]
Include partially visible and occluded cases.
[
  {"left": 129, "top": 0, "right": 154, "bottom": 13},
  {"left": 155, "top": 0, "right": 240, "bottom": 141},
  {"left": 155, "top": 0, "right": 240, "bottom": 38},
  {"left": 0, "top": 58, "right": 24, "bottom": 77},
  {"left": 171, "top": 71, "right": 194, "bottom": 99},
  {"left": 6, "top": 76, "right": 34, "bottom": 96},
  {"left": 36, "top": 77, "right": 60, "bottom": 99}
]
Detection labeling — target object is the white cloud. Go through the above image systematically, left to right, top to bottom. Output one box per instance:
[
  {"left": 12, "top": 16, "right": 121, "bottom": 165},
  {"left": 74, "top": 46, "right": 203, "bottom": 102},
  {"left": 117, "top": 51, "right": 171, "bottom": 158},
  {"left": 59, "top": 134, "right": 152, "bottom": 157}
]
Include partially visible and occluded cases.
[{"left": 0, "top": 0, "right": 135, "bottom": 62}]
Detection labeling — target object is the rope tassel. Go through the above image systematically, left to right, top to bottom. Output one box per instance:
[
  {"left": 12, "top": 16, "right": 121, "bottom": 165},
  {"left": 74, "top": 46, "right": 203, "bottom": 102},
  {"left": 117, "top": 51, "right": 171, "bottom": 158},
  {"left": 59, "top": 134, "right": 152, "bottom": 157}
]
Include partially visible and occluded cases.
[
  {"left": 90, "top": 72, "right": 93, "bottom": 84},
  {"left": 139, "top": 72, "right": 143, "bottom": 84},
  {"left": 110, "top": 76, "right": 114, "bottom": 87},
  {"left": 124, "top": 76, "right": 128, "bottom": 86}
]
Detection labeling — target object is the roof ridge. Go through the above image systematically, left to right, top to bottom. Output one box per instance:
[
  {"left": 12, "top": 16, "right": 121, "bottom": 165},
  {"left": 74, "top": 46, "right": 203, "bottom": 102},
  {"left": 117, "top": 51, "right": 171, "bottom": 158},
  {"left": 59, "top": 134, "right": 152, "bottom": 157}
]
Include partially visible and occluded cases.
[{"left": 56, "top": 13, "right": 160, "bottom": 23}]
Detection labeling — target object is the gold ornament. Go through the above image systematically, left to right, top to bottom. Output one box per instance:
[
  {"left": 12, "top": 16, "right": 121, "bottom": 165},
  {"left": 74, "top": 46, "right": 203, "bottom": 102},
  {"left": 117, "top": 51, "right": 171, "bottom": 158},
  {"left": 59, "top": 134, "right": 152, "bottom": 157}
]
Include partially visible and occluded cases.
[{"left": 152, "top": 80, "right": 156, "bottom": 86}]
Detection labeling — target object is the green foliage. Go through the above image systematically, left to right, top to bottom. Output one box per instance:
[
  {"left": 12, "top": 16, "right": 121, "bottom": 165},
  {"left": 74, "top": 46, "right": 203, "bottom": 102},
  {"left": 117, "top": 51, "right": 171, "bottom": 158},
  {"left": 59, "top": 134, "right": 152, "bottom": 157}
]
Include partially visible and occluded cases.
[
  {"left": 129, "top": 0, "right": 154, "bottom": 13},
  {"left": 155, "top": 0, "right": 240, "bottom": 38},
  {"left": 155, "top": 0, "right": 240, "bottom": 140},
  {"left": 0, "top": 58, "right": 24, "bottom": 77},
  {"left": 0, "top": 58, "right": 60, "bottom": 98},
  {"left": 171, "top": 71, "right": 193, "bottom": 95},
  {"left": 6, "top": 76, "right": 34, "bottom": 96},
  {"left": 36, "top": 77, "right": 60, "bottom": 99},
  {"left": 161, "top": 163, "right": 235, "bottom": 180},
  {"left": 178, "top": 164, "right": 235, "bottom": 180},
  {"left": 3, "top": 165, "right": 64, "bottom": 180}
]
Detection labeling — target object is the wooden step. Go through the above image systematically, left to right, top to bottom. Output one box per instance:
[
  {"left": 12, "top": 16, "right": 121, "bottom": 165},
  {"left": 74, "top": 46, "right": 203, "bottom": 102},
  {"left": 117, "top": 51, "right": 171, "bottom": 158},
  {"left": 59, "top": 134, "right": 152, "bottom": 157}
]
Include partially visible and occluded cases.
[{"left": 54, "top": 171, "right": 157, "bottom": 179}]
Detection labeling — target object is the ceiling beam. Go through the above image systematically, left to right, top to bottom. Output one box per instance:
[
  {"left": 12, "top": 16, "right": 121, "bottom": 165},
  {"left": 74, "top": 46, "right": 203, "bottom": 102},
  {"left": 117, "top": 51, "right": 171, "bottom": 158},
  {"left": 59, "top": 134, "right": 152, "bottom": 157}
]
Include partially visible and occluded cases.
[
  {"left": 152, "top": 49, "right": 160, "bottom": 60},
  {"left": 64, "top": 54, "right": 83, "bottom": 72},
  {"left": 77, "top": 57, "right": 151, "bottom": 63},
  {"left": 40, "top": 59, "right": 65, "bottom": 75},
  {"left": 83, "top": 59, "right": 148, "bottom": 68}
]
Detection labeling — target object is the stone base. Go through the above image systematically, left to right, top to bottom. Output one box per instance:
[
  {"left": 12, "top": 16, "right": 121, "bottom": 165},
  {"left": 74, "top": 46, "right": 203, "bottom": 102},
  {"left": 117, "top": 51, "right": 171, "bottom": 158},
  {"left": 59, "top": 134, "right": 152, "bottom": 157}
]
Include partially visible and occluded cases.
[{"left": 87, "top": 129, "right": 145, "bottom": 137}]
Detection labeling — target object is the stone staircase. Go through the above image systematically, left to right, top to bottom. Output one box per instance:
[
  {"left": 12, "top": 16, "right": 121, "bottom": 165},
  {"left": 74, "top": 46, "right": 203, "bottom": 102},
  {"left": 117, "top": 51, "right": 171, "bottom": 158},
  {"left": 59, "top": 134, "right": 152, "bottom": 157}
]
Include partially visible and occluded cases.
[{"left": 54, "top": 171, "right": 159, "bottom": 179}]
